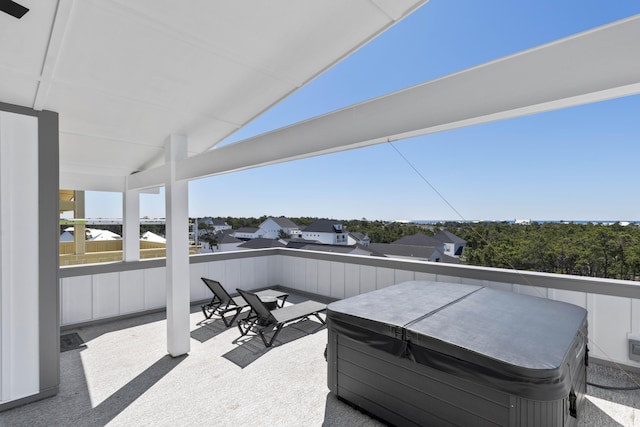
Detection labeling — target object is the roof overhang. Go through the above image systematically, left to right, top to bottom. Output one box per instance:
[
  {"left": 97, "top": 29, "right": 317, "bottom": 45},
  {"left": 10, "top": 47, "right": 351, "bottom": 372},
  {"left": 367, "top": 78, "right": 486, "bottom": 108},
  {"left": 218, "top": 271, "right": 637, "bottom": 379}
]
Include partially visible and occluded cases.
[{"left": 0, "top": 0, "right": 429, "bottom": 191}]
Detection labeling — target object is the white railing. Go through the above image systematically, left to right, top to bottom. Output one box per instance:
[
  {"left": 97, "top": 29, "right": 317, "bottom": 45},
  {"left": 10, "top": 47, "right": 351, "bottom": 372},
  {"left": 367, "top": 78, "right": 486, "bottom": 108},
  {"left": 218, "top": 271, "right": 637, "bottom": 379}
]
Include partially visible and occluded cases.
[{"left": 60, "top": 248, "right": 640, "bottom": 369}]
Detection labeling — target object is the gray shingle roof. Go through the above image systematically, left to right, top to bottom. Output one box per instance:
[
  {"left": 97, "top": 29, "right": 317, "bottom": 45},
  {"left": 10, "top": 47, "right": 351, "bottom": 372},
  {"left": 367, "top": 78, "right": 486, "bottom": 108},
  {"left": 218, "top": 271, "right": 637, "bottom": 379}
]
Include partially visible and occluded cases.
[
  {"left": 270, "top": 217, "right": 299, "bottom": 229},
  {"left": 302, "top": 219, "right": 343, "bottom": 233},
  {"left": 235, "top": 227, "right": 259, "bottom": 233},
  {"left": 433, "top": 230, "right": 467, "bottom": 245},
  {"left": 349, "top": 232, "right": 368, "bottom": 241},
  {"left": 392, "top": 233, "right": 442, "bottom": 247},
  {"left": 220, "top": 234, "right": 242, "bottom": 244},
  {"left": 238, "top": 238, "right": 285, "bottom": 249},
  {"left": 294, "top": 243, "right": 373, "bottom": 255}
]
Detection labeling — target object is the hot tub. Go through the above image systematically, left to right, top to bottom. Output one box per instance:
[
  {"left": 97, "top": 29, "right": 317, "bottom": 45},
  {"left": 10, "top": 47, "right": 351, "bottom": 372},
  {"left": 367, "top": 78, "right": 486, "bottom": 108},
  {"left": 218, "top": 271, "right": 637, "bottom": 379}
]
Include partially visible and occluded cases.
[{"left": 326, "top": 281, "right": 587, "bottom": 427}]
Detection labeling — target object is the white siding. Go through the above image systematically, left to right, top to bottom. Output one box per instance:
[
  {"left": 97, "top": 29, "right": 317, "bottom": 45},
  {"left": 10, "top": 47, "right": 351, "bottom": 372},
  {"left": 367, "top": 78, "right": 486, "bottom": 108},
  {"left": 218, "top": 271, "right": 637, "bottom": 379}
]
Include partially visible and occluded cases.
[{"left": 0, "top": 112, "right": 39, "bottom": 403}]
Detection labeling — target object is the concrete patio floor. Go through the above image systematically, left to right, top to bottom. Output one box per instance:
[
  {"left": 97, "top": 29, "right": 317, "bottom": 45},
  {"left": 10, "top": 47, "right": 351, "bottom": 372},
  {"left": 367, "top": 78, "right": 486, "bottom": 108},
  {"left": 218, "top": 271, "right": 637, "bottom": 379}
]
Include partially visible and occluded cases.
[{"left": 1, "top": 290, "right": 639, "bottom": 426}]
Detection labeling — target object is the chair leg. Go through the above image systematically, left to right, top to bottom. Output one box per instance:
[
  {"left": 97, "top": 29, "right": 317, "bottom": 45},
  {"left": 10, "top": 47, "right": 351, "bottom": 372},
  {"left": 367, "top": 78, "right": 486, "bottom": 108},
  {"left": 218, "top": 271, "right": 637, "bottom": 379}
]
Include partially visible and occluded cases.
[
  {"left": 277, "top": 295, "right": 288, "bottom": 308},
  {"left": 201, "top": 296, "right": 222, "bottom": 320},
  {"left": 201, "top": 303, "right": 215, "bottom": 319},
  {"left": 222, "top": 307, "right": 243, "bottom": 327},
  {"left": 313, "top": 312, "right": 326, "bottom": 325},
  {"left": 237, "top": 317, "right": 258, "bottom": 337},
  {"left": 259, "top": 324, "right": 283, "bottom": 348}
]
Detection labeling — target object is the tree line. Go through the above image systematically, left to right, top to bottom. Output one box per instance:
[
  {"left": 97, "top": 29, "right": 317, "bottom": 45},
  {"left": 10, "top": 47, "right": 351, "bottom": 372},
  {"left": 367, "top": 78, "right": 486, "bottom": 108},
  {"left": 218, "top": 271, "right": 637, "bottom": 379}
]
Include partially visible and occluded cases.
[{"left": 447, "top": 221, "right": 640, "bottom": 281}]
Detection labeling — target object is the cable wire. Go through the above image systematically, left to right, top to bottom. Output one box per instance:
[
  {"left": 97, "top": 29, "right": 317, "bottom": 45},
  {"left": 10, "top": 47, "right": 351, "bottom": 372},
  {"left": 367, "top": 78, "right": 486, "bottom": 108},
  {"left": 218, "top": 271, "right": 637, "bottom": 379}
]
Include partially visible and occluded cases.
[{"left": 387, "top": 140, "right": 640, "bottom": 392}]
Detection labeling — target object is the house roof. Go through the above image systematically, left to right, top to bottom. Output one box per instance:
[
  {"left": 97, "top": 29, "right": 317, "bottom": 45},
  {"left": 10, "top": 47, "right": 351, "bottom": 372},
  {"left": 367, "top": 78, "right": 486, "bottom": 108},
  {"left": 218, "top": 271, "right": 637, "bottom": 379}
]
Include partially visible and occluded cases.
[
  {"left": 268, "top": 217, "right": 299, "bottom": 229},
  {"left": 302, "top": 219, "right": 343, "bottom": 233},
  {"left": 234, "top": 227, "right": 259, "bottom": 234},
  {"left": 85, "top": 228, "right": 122, "bottom": 241},
  {"left": 433, "top": 230, "right": 467, "bottom": 245},
  {"left": 140, "top": 231, "right": 166, "bottom": 243},
  {"left": 349, "top": 232, "right": 369, "bottom": 241},
  {"left": 392, "top": 233, "right": 442, "bottom": 247},
  {"left": 219, "top": 234, "right": 242, "bottom": 244},
  {"left": 238, "top": 238, "right": 286, "bottom": 249},
  {"left": 285, "top": 238, "right": 322, "bottom": 249},
  {"left": 294, "top": 243, "right": 373, "bottom": 255}
]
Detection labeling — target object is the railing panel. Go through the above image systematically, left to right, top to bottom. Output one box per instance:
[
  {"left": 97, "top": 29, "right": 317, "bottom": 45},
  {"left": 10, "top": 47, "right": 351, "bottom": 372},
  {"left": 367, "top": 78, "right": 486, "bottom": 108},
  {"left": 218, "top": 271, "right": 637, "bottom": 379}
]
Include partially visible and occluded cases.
[
  {"left": 59, "top": 249, "right": 640, "bottom": 369},
  {"left": 281, "top": 256, "right": 303, "bottom": 290},
  {"left": 304, "top": 258, "right": 319, "bottom": 295},
  {"left": 206, "top": 259, "right": 225, "bottom": 288},
  {"left": 317, "top": 260, "right": 332, "bottom": 296},
  {"left": 330, "top": 262, "right": 346, "bottom": 300},
  {"left": 189, "top": 263, "right": 208, "bottom": 302},
  {"left": 344, "top": 263, "right": 360, "bottom": 298},
  {"left": 359, "top": 265, "right": 377, "bottom": 295},
  {"left": 144, "top": 267, "right": 166, "bottom": 309},
  {"left": 376, "top": 267, "right": 395, "bottom": 290},
  {"left": 395, "top": 269, "right": 414, "bottom": 285},
  {"left": 119, "top": 270, "right": 145, "bottom": 315},
  {"left": 414, "top": 271, "right": 437, "bottom": 282},
  {"left": 93, "top": 272, "right": 119, "bottom": 319},
  {"left": 61, "top": 276, "right": 92, "bottom": 325},
  {"left": 482, "top": 279, "right": 513, "bottom": 292},
  {"left": 514, "top": 284, "right": 549, "bottom": 299},
  {"left": 551, "top": 288, "right": 588, "bottom": 309},
  {"left": 591, "top": 294, "right": 633, "bottom": 363},
  {"left": 633, "top": 299, "right": 640, "bottom": 339}
]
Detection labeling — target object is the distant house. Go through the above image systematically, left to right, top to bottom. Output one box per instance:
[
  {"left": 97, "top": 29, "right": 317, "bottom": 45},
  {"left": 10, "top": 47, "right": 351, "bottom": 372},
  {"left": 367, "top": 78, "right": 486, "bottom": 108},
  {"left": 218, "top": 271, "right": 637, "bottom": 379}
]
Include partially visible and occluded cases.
[
  {"left": 197, "top": 217, "right": 232, "bottom": 234},
  {"left": 258, "top": 217, "right": 301, "bottom": 239},
  {"left": 211, "top": 219, "right": 232, "bottom": 232},
  {"left": 301, "top": 219, "right": 348, "bottom": 245},
  {"left": 60, "top": 227, "right": 122, "bottom": 241},
  {"left": 232, "top": 227, "right": 261, "bottom": 240},
  {"left": 433, "top": 230, "right": 466, "bottom": 257},
  {"left": 140, "top": 231, "right": 166, "bottom": 243},
  {"left": 348, "top": 232, "right": 370, "bottom": 247},
  {"left": 368, "top": 233, "right": 461, "bottom": 263},
  {"left": 393, "top": 233, "right": 443, "bottom": 248},
  {"left": 218, "top": 234, "right": 243, "bottom": 252},
  {"left": 237, "top": 238, "right": 286, "bottom": 250},
  {"left": 287, "top": 242, "right": 375, "bottom": 256},
  {"left": 368, "top": 243, "right": 448, "bottom": 263}
]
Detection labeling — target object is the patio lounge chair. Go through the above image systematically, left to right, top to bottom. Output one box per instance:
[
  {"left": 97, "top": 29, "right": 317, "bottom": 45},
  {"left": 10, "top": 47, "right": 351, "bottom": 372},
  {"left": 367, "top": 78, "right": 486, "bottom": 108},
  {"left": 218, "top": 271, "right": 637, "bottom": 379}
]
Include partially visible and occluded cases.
[
  {"left": 200, "top": 278, "right": 288, "bottom": 326},
  {"left": 236, "top": 288, "right": 327, "bottom": 347}
]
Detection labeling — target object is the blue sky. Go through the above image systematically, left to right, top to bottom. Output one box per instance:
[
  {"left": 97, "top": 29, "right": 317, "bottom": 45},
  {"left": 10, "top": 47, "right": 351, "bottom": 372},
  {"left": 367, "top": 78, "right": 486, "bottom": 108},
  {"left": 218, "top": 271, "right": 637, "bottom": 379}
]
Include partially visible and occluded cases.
[{"left": 86, "top": 1, "right": 640, "bottom": 222}]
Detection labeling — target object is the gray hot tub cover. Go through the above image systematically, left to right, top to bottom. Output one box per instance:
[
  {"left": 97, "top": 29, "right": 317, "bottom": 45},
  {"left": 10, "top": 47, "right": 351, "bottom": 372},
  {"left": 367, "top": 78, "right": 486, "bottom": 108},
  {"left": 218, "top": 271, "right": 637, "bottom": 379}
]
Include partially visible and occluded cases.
[{"left": 327, "top": 281, "right": 587, "bottom": 400}]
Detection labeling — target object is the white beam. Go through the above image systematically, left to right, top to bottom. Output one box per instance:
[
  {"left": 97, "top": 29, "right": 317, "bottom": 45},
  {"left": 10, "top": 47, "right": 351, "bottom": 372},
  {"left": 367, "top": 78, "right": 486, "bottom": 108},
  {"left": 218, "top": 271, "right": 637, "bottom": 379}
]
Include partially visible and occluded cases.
[
  {"left": 33, "top": 1, "right": 76, "bottom": 111},
  {"left": 176, "top": 14, "right": 640, "bottom": 181},
  {"left": 164, "top": 134, "right": 190, "bottom": 357},
  {"left": 127, "top": 164, "right": 168, "bottom": 191},
  {"left": 60, "top": 172, "right": 125, "bottom": 192},
  {"left": 123, "top": 181, "right": 140, "bottom": 262}
]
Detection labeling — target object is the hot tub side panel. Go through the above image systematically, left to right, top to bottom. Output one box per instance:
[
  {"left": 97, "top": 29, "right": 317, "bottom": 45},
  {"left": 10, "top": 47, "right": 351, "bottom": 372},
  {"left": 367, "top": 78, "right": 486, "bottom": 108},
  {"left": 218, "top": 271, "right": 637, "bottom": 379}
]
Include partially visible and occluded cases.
[
  {"left": 327, "top": 321, "right": 587, "bottom": 427},
  {"left": 328, "top": 326, "right": 517, "bottom": 427}
]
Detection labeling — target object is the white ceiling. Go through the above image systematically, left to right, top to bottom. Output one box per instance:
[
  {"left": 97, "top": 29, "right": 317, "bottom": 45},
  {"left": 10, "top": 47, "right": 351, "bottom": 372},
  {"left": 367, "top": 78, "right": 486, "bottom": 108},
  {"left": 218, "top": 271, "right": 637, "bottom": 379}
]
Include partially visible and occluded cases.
[
  {"left": 0, "top": 0, "right": 428, "bottom": 189},
  {"left": 2, "top": 2, "right": 639, "bottom": 194}
]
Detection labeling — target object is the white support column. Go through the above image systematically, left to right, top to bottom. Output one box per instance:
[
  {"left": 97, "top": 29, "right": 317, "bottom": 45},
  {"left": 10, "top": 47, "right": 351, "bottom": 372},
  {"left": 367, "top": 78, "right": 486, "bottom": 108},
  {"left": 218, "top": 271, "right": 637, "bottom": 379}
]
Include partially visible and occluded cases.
[
  {"left": 164, "top": 135, "right": 190, "bottom": 357},
  {"left": 123, "top": 182, "right": 140, "bottom": 262}
]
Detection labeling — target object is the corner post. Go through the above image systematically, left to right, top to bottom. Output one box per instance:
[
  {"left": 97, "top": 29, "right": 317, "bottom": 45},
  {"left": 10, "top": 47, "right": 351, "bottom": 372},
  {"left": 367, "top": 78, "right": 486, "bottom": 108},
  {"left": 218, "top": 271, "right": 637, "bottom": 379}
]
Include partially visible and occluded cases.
[{"left": 164, "top": 135, "right": 190, "bottom": 356}]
